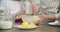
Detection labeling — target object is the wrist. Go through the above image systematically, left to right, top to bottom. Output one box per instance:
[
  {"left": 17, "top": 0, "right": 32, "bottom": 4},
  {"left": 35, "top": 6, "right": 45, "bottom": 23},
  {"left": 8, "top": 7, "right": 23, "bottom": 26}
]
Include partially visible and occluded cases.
[
  {"left": 46, "top": 15, "right": 49, "bottom": 19},
  {"left": 46, "top": 15, "right": 56, "bottom": 20}
]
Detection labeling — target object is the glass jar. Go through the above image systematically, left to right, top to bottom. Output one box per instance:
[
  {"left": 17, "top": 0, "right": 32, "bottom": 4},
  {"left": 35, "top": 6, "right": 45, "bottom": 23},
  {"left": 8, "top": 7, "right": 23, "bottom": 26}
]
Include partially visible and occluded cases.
[
  {"left": 0, "top": 1, "right": 14, "bottom": 29},
  {"left": 0, "top": 15, "right": 14, "bottom": 29},
  {"left": 15, "top": 16, "right": 23, "bottom": 24}
]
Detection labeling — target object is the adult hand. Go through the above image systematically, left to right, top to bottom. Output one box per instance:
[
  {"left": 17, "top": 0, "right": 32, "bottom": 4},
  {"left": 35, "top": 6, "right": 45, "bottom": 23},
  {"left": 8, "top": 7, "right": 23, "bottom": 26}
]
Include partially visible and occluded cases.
[
  {"left": 35, "top": 13, "right": 48, "bottom": 25},
  {"left": 40, "top": 13, "right": 48, "bottom": 20}
]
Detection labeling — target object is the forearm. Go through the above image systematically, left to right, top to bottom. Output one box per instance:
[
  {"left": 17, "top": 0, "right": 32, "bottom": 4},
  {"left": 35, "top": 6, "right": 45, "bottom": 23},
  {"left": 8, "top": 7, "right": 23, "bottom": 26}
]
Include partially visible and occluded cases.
[
  {"left": 46, "top": 12, "right": 60, "bottom": 20},
  {"left": 47, "top": 15, "right": 56, "bottom": 20}
]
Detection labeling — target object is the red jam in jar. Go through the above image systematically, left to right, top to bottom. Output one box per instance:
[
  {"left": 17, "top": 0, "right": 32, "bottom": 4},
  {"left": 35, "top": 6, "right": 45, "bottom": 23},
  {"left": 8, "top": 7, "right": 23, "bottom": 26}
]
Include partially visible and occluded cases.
[{"left": 15, "top": 18, "right": 23, "bottom": 24}]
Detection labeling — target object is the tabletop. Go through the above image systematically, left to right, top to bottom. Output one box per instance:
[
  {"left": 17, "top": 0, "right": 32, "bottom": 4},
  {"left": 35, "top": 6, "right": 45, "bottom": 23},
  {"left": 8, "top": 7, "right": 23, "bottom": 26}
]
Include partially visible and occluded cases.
[{"left": 0, "top": 21, "right": 60, "bottom": 32}]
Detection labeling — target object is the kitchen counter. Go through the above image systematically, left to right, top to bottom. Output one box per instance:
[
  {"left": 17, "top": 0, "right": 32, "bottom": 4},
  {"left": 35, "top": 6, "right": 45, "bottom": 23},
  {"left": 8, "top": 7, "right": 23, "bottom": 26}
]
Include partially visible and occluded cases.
[{"left": 0, "top": 21, "right": 60, "bottom": 32}]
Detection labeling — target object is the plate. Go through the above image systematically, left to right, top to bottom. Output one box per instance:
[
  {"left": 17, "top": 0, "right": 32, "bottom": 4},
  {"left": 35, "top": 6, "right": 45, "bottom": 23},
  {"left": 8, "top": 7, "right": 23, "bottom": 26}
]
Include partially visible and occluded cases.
[
  {"left": 48, "top": 22, "right": 60, "bottom": 27},
  {"left": 48, "top": 22, "right": 57, "bottom": 25},
  {"left": 15, "top": 25, "right": 38, "bottom": 29}
]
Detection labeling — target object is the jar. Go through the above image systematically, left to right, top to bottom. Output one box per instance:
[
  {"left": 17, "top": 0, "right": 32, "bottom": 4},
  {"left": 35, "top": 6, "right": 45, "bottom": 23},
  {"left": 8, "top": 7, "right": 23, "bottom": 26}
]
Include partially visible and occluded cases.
[
  {"left": 0, "top": 15, "right": 14, "bottom": 29},
  {"left": 15, "top": 16, "right": 23, "bottom": 24}
]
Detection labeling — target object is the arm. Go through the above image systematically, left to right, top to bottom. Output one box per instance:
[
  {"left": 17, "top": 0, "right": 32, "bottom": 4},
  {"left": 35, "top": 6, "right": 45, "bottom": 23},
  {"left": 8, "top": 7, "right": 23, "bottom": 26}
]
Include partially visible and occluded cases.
[
  {"left": 40, "top": 13, "right": 60, "bottom": 20},
  {"left": 47, "top": 13, "right": 60, "bottom": 20},
  {"left": 46, "top": 15, "right": 56, "bottom": 20}
]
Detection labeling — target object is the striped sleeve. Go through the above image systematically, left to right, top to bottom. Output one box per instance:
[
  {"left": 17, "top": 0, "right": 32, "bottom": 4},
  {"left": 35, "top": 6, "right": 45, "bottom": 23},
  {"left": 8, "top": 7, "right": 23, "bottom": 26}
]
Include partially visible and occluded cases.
[{"left": 55, "top": 13, "right": 60, "bottom": 19}]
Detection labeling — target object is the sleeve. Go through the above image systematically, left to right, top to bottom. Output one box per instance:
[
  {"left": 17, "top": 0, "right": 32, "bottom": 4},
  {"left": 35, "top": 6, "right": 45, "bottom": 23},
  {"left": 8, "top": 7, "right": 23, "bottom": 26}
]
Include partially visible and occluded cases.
[
  {"left": 55, "top": 0, "right": 60, "bottom": 18},
  {"left": 55, "top": 13, "right": 60, "bottom": 19}
]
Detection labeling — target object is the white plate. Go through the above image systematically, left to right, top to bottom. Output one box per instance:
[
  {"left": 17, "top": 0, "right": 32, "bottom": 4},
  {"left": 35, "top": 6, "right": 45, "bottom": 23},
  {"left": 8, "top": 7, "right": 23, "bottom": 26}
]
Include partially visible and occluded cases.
[
  {"left": 48, "top": 20, "right": 59, "bottom": 25},
  {"left": 48, "top": 22, "right": 57, "bottom": 25},
  {"left": 48, "top": 22, "right": 60, "bottom": 26},
  {"left": 15, "top": 25, "right": 38, "bottom": 29}
]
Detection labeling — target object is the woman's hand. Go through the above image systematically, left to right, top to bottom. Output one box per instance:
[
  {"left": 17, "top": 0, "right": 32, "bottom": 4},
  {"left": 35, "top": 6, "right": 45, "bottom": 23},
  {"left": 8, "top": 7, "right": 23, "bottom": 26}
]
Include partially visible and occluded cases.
[
  {"left": 36, "top": 13, "right": 48, "bottom": 24},
  {"left": 40, "top": 13, "right": 48, "bottom": 21}
]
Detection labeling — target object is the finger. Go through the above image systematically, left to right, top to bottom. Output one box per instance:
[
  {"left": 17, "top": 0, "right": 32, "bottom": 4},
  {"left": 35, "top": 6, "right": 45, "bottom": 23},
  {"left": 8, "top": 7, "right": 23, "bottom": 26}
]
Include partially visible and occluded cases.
[
  {"left": 32, "top": 4, "right": 38, "bottom": 13},
  {"left": 33, "top": 8, "right": 38, "bottom": 13},
  {"left": 33, "top": 8, "right": 38, "bottom": 12}
]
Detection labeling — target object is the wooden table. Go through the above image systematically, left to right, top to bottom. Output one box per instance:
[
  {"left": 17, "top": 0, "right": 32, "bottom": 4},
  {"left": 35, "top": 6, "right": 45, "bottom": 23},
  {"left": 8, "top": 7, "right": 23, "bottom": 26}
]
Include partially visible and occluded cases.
[{"left": 0, "top": 21, "right": 60, "bottom": 32}]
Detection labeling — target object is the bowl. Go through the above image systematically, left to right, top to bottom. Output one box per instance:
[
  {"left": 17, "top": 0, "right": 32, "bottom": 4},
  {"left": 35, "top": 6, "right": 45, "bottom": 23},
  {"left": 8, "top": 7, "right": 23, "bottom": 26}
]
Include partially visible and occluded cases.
[{"left": 21, "top": 15, "right": 40, "bottom": 24}]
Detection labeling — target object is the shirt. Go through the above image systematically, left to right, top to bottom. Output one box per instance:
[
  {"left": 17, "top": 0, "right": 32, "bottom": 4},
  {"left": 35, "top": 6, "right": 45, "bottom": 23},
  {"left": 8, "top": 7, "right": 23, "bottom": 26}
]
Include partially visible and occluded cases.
[
  {"left": 1, "top": 0, "right": 21, "bottom": 15},
  {"left": 39, "top": 0, "right": 60, "bottom": 19},
  {"left": 40, "top": 0, "right": 59, "bottom": 13}
]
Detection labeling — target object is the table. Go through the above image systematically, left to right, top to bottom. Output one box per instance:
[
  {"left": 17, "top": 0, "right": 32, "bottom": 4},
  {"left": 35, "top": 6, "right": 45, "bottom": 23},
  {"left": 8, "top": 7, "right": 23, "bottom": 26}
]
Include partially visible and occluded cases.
[{"left": 0, "top": 21, "right": 60, "bottom": 32}]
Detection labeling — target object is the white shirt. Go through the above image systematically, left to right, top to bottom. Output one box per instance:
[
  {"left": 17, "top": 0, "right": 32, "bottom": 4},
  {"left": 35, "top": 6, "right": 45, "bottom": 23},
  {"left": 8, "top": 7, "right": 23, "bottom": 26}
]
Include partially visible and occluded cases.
[
  {"left": 1, "top": 0, "right": 21, "bottom": 15},
  {"left": 39, "top": 0, "right": 60, "bottom": 19},
  {"left": 40, "top": 0, "right": 59, "bottom": 13}
]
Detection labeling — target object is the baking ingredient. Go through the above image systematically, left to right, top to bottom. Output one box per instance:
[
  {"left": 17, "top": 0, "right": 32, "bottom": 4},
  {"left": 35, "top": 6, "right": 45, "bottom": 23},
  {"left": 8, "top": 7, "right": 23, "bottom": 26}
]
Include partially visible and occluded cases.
[
  {"left": 0, "top": 21, "right": 13, "bottom": 29},
  {"left": 21, "top": 22, "right": 29, "bottom": 28},
  {"left": 21, "top": 22, "right": 36, "bottom": 28},
  {"left": 28, "top": 23, "right": 35, "bottom": 28}
]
